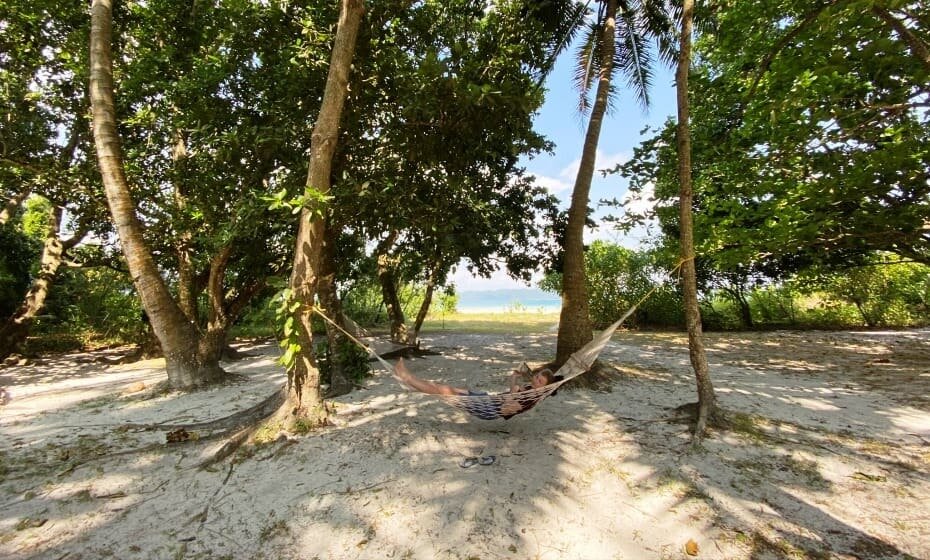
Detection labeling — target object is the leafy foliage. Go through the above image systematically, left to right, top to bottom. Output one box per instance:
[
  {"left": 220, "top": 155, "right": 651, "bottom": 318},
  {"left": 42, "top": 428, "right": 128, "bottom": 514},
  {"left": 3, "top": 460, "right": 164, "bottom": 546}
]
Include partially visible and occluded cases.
[
  {"left": 617, "top": 1, "right": 930, "bottom": 273},
  {"left": 0, "top": 224, "right": 39, "bottom": 319},
  {"left": 541, "top": 241, "right": 683, "bottom": 328}
]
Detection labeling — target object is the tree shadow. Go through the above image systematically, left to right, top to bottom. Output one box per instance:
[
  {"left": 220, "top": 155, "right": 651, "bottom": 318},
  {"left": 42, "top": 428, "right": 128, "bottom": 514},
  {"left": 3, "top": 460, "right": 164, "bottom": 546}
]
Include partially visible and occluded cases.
[{"left": 1, "top": 330, "right": 926, "bottom": 559}]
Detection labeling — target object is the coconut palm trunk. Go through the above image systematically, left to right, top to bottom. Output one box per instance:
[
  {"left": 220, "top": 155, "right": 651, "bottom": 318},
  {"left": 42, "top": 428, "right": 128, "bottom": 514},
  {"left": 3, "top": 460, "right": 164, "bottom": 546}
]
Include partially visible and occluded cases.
[
  {"left": 89, "top": 0, "right": 223, "bottom": 389},
  {"left": 555, "top": 0, "right": 618, "bottom": 367},
  {"left": 675, "top": 0, "right": 718, "bottom": 438}
]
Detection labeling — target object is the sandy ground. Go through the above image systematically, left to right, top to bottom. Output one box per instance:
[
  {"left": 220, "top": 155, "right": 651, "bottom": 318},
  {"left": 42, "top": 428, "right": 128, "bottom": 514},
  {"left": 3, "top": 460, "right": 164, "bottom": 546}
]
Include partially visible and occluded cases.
[{"left": 0, "top": 328, "right": 928, "bottom": 560}]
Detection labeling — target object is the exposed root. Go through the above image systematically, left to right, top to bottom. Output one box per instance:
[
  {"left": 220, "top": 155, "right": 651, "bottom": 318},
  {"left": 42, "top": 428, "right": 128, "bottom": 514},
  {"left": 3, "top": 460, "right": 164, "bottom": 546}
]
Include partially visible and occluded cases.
[
  {"left": 93, "top": 343, "right": 161, "bottom": 365},
  {"left": 121, "top": 388, "right": 285, "bottom": 433},
  {"left": 193, "top": 390, "right": 330, "bottom": 469},
  {"left": 668, "top": 401, "right": 730, "bottom": 442},
  {"left": 196, "top": 425, "right": 257, "bottom": 470}
]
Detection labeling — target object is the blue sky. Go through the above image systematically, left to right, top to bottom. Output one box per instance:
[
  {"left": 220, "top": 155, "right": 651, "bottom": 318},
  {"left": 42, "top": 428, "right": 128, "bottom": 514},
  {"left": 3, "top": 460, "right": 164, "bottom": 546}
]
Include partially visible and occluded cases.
[{"left": 452, "top": 48, "right": 679, "bottom": 291}]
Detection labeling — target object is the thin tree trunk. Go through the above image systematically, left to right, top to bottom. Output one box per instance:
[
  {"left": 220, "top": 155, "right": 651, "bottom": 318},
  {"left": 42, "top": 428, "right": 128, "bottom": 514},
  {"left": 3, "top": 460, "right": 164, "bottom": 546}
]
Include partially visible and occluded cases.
[
  {"left": 89, "top": 0, "right": 222, "bottom": 389},
  {"left": 277, "top": 0, "right": 365, "bottom": 429},
  {"left": 555, "top": 0, "right": 617, "bottom": 367},
  {"left": 676, "top": 0, "right": 718, "bottom": 440},
  {"left": 172, "top": 132, "right": 199, "bottom": 322},
  {"left": 0, "top": 206, "right": 85, "bottom": 359},
  {"left": 317, "top": 221, "right": 353, "bottom": 397},
  {"left": 198, "top": 244, "right": 234, "bottom": 365},
  {"left": 377, "top": 250, "right": 411, "bottom": 345},
  {"left": 411, "top": 260, "right": 442, "bottom": 342},
  {"left": 724, "top": 285, "right": 754, "bottom": 329}
]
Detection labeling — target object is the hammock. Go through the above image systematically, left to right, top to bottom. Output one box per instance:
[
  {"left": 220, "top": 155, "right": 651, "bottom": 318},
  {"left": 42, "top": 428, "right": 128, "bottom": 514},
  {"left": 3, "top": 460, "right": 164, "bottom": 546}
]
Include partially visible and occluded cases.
[{"left": 317, "top": 305, "right": 637, "bottom": 421}]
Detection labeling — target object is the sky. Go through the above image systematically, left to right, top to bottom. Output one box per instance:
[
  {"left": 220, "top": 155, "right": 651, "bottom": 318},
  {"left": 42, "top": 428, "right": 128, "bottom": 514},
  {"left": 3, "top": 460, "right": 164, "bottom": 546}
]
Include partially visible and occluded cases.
[{"left": 452, "top": 47, "right": 680, "bottom": 292}]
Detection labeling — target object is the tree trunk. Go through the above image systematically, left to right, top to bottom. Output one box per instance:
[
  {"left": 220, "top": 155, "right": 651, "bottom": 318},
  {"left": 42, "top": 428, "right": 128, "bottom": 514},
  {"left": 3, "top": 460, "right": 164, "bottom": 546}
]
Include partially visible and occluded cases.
[
  {"left": 89, "top": 0, "right": 222, "bottom": 389},
  {"left": 277, "top": 0, "right": 365, "bottom": 429},
  {"left": 555, "top": 0, "right": 617, "bottom": 367},
  {"left": 676, "top": 0, "right": 718, "bottom": 440},
  {"left": 172, "top": 132, "right": 199, "bottom": 323},
  {"left": 0, "top": 205, "right": 84, "bottom": 359},
  {"left": 317, "top": 221, "right": 353, "bottom": 397},
  {"left": 374, "top": 230, "right": 411, "bottom": 345},
  {"left": 198, "top": 244, "right": 234, "bottom": 366},
  {"left": 377, "top": 250, "right": 411, "bottom": 345},
  {"left": 411, "top": 260, "right": 441, "bottom": 342},
  {"left": 725, "top": 284, "right": 754, "bottom": 329},
  {"left": 737, "top": 293, "right": 753, "bottom": 329}
]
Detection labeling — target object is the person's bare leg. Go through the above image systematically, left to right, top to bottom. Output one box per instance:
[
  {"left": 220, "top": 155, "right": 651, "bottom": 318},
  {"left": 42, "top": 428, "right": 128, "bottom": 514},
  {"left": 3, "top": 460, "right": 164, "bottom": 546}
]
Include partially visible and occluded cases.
[{"left": 394, "top": 358, "right": 465, "bottom": 396}]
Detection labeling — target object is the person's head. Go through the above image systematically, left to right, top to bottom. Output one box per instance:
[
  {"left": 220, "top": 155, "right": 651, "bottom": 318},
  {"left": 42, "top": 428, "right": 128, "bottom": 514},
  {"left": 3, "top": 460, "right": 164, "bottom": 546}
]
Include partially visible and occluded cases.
[{"left": 531, "top": 368, "right": 555, "bottom": 388}]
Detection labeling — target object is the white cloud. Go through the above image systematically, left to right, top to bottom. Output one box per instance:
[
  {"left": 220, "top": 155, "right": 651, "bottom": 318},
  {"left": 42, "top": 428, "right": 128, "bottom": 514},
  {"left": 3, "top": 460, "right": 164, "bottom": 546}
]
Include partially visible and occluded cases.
[
  {"left": 557, "top": 149, "right": 629, "bottom": 181},
  {"left": 532, "top": 174, "right": 573, "bottom": 195},
  {"left": 621, "top": 180, "right": 656, "bottom": 215},
  {"left": 450, "top": 262, "right": 540, "bottom": 292}
]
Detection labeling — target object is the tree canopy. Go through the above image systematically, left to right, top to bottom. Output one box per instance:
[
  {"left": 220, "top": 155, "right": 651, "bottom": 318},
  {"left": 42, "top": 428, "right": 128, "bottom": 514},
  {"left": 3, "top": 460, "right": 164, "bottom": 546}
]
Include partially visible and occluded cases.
[{"left": 617, "top": 0, "right": 930, "bottom": 275}]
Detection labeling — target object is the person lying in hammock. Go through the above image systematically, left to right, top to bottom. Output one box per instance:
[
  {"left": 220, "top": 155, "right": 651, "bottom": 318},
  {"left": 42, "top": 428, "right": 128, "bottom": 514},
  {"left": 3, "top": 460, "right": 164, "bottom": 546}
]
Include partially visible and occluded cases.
[{"left": 393, "top": 358, "right": 563, "bottom": 420}]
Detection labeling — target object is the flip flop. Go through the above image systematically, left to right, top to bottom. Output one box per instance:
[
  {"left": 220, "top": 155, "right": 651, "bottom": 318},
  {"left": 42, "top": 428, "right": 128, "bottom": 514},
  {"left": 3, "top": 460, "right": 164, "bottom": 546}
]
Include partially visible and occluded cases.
[
  {"left": 478, "top": 455, "right": 496, "bottom": 466},
  {"left": 460, "top": 457, "right": 479, "bottom": 468}
]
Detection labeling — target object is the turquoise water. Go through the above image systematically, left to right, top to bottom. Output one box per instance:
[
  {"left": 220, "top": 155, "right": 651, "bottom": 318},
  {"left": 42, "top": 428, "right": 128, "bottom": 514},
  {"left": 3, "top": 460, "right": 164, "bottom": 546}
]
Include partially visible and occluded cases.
[{"left": 455, "top": 289, "right": 561, "bottom": 313}]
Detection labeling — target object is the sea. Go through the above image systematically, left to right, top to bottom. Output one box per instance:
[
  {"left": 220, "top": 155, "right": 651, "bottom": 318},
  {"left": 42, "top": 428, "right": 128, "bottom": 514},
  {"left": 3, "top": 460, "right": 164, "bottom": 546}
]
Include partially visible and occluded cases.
[{"left": 454, "top": 288, "right": 561, "bottom": 313}]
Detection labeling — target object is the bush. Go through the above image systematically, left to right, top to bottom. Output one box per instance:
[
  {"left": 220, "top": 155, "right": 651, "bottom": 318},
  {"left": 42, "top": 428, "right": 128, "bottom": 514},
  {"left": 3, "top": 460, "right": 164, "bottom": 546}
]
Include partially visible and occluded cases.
[
  {"left": 36, "top": 266, "right": 147, "bottom": 348},
  {"left": 315, "top": 337, "right": 371, "bottom": 386}
]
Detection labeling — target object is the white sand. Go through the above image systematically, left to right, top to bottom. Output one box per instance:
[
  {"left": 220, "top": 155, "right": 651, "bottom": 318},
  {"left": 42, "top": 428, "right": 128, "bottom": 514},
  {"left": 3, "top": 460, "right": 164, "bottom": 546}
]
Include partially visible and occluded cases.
[{"left": 1, "top": 329, "right": 928, "bottom": 559}]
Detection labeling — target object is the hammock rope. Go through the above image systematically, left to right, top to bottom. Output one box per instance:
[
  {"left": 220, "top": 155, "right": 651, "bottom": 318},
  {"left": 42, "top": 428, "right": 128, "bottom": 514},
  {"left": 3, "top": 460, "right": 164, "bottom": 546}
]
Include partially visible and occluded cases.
[
  {"left": 311, "top": 259, "right": 687, "bottom": 420},
  {"left": 312, "top": 296, "right": 636, "bottom": 420}
]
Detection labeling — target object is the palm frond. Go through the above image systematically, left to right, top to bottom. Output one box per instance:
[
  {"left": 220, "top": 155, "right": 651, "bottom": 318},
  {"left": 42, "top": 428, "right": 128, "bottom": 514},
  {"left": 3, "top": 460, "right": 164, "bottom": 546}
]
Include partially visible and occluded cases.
[
  {"left": 641, "top": 0, "right": 680, "bottom": 66},
  {"left": 540, "top": 1, "right": 594, "bottom": 77},
  {"left": 615, "top": 3, "right": 654, "bottom": 109},
  {"left": 572, "top": 20, "right": 603, "bottom": 116}
]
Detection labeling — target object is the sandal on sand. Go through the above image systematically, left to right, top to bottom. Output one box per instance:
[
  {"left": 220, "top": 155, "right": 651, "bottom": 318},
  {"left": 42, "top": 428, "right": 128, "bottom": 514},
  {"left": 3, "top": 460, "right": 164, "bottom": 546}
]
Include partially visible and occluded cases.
[
  {"left": 478, "top": 455, "right": 496, "bottom": 466},
  {"left": 460, "top": 457, "right": 479, "bottom": 468}
]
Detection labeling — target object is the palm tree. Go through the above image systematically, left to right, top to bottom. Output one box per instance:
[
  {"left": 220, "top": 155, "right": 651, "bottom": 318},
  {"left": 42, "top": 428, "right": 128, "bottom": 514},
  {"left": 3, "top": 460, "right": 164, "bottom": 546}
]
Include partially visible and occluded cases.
[
  {"left": 89, "top": 0, "right": 223, "bottom": 389},
  {"left": 556, "top": 0, "right": 663, "bottom": 368}
]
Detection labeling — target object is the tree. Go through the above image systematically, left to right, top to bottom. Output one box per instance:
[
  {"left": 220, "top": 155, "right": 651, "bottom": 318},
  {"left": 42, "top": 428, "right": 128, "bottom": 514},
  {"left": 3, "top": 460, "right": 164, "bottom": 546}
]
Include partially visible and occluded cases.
[
  {"left": 0, "top": 0, "right": 121, "bottom": 359},
  {"left": 90, "top": 0, "right": 223, "bottom": 389},
  {"left": 278, "top": 0, "right": 366, "bottom": 429},
  {"left": 330, "top": 0, "right": 564, "bottom": 346},
  {"left": 555, "top": 0, "right": 667, "bottom": 368},
  {"left": 675, "top": 0, "right": 718, "bottom": 438},
  {"left": 624, "top": 1, "right": 930, "bottom": 275},
  {"left": 0, "top": 202, "right": 88, "bottom": 359},
  {"left": 540, "top": 240, "right": 681, "bottom": 328}
]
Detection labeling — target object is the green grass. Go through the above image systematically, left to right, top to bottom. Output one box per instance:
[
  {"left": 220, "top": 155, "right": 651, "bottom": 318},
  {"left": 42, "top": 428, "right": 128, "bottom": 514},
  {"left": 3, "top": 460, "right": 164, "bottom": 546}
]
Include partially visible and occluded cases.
[
  {"left": 232, "top": 310, "right": 562, "bottom": 339},
  {"left": 420, "top": 311, "right": 560, "bottom": 334}
]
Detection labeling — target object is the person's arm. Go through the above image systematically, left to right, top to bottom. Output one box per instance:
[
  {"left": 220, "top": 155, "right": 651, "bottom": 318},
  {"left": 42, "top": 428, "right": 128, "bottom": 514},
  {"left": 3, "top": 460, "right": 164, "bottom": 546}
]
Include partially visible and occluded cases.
[{"left": 508, "top": 372, "right": 524, "bottom": 393}]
